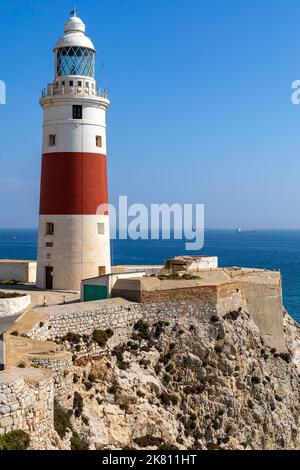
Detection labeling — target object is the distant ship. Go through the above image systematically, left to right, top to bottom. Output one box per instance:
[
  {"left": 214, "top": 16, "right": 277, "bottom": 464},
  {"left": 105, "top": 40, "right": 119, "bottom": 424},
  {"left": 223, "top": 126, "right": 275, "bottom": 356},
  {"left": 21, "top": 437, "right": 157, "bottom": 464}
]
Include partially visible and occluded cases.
[{"left": 235, "top": 228, "right": 256, "bottom": 233}]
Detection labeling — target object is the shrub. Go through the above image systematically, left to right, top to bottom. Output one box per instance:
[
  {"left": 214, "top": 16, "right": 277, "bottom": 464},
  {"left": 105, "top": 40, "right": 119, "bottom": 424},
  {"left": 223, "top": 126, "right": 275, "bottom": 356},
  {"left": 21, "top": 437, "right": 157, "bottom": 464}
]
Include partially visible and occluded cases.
[
  {"left": 158, "top": 274, "right": 198, "bottom": 281},
  {"left": 0, "top": 280, "right": 19, "bottom": 286},
  {"left": 0, "top": 292, "right": 24, "bottom": 299},
  {"left": 224, "top": 308, "right": 242, "bottom": 321},
  {"left": 134, "top": 320, "right": 151, "bottom": 340},
  {"left": 92, "top": 329, "right": 114, "bottom": 347},
  {"left": 10, "top": 331, "right": 19, "bottom": 337},
  {"left": 63, "top": 332, "right": 81, "bottom": 345},
  {"left": 112, "top": 345, "right": 126, "bottom": 363},
  {"left": 279, "top": 352, "right": 292, "bottom": 363},
  {"left": 118, "top": 361, "right": 130, "bottom": 371},
  {"left": 17, "top": 362, "right": 26, "bottom": 369},
  {"left": 88, "top": 372, "right": 96, "bottom": 383},
  {"left": 73, "top": 373, "right": 79, "bottom": 384},
  {"left": 251, "top": 376, "right": 261, "bottom": 385},
  {"left": 84, "top": 382, "right": 93, "bottom": 392},
  {"left": 108, "top": 385, "right": 119, "bottom": 395},
  {"left": 183, "top": 385, "right": 204, "bottom": 395},
  {"left": 73, "top": 392, "right": 84, "bottom": 418},
  {"left": 159, "top": 392, "right": 178, "bottom": 406},
  {"left": 54, "top": 402, "right": 73, "bottom": 438},
  {"left": 82, "top": 416, "right": 89, "bottom": 426},
  {"left": 0, "top": 430, "right": 30, "bottom": 450},
  {"left": 71, "top": 433, "right": 89, "bottom": 450},
  {"left": 134, "top": 435, "right": 164, "bottom": 448},
  {"left": 207, "top": 442, "right": 219, "bottom": 451}
]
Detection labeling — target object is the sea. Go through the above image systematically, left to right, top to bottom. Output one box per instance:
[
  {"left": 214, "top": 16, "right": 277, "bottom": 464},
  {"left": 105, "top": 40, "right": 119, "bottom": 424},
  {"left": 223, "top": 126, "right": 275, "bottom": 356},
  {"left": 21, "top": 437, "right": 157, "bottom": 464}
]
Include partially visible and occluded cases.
[{"left": 1, "top": 229, "right": 300, "bottom": 323}]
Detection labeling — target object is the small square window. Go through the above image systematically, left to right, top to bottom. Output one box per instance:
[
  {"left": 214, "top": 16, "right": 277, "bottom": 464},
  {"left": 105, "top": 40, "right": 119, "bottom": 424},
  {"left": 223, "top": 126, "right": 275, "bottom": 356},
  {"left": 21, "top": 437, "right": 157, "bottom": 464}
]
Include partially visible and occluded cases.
[
  {"left": 69, "top": 80, "right": 74, "bottom": 87},
  {"left": 78, "top": 81, "right": 82, "bottom": 87},
  {"left": 73, "top": 105, "right": 82, "bottom": 119},
  {"left": 49, "top": 135, "right": 56, "bottom": 146},
  {"left": 96, "top": 136, "right": 102, "bottom": 148},
  {"left": 46, "top": 223, "right": 54, "bottom": 236},
  {"left": 97, "top": 223, "right": 105, "bottom": 235},
  {"left": 46, "top": 242, "right": 53, "bottom": 248}
]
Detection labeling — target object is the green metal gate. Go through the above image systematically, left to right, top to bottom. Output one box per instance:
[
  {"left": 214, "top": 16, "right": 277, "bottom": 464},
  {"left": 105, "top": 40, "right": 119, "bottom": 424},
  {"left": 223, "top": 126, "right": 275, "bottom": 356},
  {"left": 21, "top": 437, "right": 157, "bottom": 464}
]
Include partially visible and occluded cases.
[{"left": 84, "top": 284, "right": 108, "bottom": 302}]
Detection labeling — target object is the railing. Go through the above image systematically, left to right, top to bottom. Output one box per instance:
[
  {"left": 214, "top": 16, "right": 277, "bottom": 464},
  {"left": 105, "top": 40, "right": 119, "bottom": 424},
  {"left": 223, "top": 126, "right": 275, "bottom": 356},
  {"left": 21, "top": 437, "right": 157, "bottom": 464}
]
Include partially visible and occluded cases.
[{"left": 41, "top": 84, "right": 108, "bottom": 99}]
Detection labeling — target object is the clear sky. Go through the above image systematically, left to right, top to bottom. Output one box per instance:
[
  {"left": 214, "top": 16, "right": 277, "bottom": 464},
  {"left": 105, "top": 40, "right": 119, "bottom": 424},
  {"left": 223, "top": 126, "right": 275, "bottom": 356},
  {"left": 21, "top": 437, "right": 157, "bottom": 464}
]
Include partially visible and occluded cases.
[{"left": 1, "top": 0, "right": 300, "bottom": 229}]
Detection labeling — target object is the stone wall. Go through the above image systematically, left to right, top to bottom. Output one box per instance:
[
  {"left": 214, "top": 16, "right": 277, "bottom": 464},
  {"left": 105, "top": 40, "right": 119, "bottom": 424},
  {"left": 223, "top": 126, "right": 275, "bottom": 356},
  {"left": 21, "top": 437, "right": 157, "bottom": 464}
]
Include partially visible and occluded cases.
[
  {"left": 24, "top": 299, "right": 241, "bottom": 344},
  {"left": 29, "top": 354, "right": 73, "bottom": 408},
  {"left": 0, "top": 367, "right": 53, "bottom": 436}
]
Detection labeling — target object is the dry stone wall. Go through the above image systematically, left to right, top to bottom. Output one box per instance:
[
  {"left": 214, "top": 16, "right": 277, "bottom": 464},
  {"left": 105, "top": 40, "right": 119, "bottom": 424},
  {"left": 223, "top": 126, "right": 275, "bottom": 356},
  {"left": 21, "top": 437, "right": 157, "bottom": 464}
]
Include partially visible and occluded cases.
[{"left": 0, "top": 367, "right": 54, "bottom": 436}]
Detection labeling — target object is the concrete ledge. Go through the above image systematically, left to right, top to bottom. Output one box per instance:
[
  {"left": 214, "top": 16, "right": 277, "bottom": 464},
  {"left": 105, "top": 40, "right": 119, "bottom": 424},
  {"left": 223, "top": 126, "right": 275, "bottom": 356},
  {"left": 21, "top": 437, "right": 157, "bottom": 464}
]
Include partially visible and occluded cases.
[{"left": 0, "top": 295, "right": 31, "bottom": 318}]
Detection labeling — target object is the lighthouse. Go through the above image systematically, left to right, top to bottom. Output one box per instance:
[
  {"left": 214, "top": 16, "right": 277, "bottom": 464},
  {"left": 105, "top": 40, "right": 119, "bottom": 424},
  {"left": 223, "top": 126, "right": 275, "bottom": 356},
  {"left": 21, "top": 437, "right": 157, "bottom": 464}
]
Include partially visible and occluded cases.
[{"left": 37, "top": 11, "right": 111, "bottom": 291}]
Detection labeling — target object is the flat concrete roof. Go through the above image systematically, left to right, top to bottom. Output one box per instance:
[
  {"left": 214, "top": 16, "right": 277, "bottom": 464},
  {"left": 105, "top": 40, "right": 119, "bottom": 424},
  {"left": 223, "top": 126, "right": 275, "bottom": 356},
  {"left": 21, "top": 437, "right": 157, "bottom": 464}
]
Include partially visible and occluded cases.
[
  {"left": 0, "top": 259, "right": 36, "bottom": 264},
  {"left": 112, "top": 268, "right": 281, "bottom": 292}
]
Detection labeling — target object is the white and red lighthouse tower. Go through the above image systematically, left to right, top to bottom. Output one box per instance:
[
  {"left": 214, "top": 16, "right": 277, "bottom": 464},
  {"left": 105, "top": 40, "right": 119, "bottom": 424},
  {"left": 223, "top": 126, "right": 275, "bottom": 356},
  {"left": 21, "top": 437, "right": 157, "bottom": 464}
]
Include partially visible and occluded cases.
[{"left": 37, "top": 12, "right": 111, "bottom": 291}]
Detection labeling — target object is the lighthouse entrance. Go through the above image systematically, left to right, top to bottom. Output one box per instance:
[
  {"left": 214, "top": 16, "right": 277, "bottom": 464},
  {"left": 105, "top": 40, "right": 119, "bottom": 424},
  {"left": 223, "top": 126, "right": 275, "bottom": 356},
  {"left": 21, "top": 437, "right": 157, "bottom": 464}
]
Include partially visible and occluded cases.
[{"left": 45, "top": 267, "right": 53, "bottom": 290}]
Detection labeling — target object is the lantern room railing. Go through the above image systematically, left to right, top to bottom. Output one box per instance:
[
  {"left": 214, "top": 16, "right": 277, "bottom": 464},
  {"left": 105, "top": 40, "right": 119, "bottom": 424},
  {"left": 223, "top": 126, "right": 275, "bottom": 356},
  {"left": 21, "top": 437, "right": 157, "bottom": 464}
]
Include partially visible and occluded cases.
[{"left": 41, "top": 83, "right": 108, "bottom": 99}]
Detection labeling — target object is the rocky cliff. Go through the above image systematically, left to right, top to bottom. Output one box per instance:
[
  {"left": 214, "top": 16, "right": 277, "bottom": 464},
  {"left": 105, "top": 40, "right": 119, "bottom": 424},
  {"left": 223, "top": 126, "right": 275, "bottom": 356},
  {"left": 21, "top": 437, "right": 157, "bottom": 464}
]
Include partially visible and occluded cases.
[{"left": 32, "top": 307, "right": 300, "bottom": 451}]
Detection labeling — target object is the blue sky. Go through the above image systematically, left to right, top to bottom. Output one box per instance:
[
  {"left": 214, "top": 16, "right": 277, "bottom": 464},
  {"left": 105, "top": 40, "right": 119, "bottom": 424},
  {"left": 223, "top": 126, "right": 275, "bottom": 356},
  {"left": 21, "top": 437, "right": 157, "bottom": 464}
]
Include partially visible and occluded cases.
[{"left": 1, "top": 0, "right": 300, "bottom": 228}]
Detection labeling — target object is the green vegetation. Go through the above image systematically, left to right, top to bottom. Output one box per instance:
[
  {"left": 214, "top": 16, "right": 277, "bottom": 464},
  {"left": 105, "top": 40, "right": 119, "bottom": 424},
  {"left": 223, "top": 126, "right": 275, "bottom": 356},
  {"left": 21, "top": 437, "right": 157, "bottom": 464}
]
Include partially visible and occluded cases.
[
  {"left": 158, "top": 274, "right": 199, "bottom": 281},
  {"left": 0, "top": 280, "right": 19, "bottom": 286},
  {"left": 0, "top": 292, "right": 24, "bottom": 299},
  {"left": 133, "top": 320, "right": 151, "bottom": 340},
  {"left": 92, "top": 329, "right": 114, "bottom": 347},
  {"left": 62, "top": 333, "right": 81, "bottom": 345},
  {"left": 17, "top": 362, "right": 26, "bottom": 369},
  {"left": 159, "top": 391, "right": 178, "bottom": 406},
  {"left": 73, "top": 392, "right": 84, "bottom": 418},
  {"left": 54, "top": 402, "right": 73, "bottom": 438},
  {"left": 0, "top": 430, "right": 30, "bottom": 450},
  {"left": 70, "top": 433, "right": 89, "bottom": 450},
  {"left": 134, "top": 435, "right": 164, "bottom": 448}
]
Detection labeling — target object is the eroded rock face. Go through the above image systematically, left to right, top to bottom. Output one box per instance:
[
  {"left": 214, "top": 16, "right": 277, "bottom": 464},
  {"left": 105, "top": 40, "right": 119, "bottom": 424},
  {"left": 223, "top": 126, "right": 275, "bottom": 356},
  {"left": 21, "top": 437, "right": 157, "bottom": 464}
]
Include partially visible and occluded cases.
[{"left": 41, "top": 310, "right": 300, "bottom": 450}]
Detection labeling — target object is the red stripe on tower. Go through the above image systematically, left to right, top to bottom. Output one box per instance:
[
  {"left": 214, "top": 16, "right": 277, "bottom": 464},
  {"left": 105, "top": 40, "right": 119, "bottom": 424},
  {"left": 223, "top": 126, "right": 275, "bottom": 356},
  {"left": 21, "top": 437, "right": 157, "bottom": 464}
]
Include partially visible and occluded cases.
[{"left": 39, "top": 152, "right": 109, "bottom": 215}]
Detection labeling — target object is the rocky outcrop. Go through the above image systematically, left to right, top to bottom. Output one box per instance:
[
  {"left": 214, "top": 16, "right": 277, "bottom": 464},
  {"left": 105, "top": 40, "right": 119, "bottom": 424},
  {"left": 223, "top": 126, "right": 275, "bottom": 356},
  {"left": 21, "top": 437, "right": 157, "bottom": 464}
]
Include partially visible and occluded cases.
[{"left": 51, "top": 308, "right": 300, "bottom": 451}]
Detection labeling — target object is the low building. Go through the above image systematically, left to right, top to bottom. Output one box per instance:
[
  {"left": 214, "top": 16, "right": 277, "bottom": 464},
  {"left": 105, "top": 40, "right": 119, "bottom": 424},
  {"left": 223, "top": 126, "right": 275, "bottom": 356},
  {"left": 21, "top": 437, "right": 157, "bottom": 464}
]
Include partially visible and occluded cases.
[
  {"left": 163, "top": 256, "right": 218, "bottom": 275},
  {"left": 0, "top": 260, "right": 37, "bottom": 284},
  {"left": 81, "top": 265, "right": 163, "bottom": 302}
]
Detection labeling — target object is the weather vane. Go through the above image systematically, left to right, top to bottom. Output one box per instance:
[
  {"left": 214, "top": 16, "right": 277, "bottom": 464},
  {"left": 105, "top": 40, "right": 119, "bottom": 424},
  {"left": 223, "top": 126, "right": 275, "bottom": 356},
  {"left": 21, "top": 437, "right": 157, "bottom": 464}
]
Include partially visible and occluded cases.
[{"left": 71, "top": 5, "right": 77, "bottom": 17}]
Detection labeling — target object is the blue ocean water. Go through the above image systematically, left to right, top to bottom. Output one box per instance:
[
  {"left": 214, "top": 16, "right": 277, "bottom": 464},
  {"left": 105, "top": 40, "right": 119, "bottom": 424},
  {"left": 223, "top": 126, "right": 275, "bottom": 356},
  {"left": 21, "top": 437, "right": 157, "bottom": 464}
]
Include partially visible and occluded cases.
[{"left": 1, "top": 229, "right": 300, "bottom": 323}]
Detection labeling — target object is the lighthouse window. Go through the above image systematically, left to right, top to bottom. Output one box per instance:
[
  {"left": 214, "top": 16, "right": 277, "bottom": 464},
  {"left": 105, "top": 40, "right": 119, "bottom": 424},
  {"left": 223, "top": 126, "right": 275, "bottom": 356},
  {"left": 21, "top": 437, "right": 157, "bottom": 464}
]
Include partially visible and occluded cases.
[
  {"left": 73, "top": 105, "right": 82, "bottom": 119},
  {"left": 49, "top": 135, "right": 56, "bottom": 146},
  {"left": 96, "top": 136, "right": 102, "bottom": 148},
  {"left": 46, "top": 223, "right": 54, "bottom": 236}
]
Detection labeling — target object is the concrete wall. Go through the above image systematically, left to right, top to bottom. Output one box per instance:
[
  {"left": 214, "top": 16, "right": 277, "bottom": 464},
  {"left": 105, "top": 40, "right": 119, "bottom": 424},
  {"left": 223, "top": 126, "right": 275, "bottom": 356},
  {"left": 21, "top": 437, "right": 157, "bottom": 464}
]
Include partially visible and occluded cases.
[
  {"left": 0, "top": 261, "right": 37, "bottom": 284},
  {"left": 242, "top": 279, "right": 285, "bottom": 351},
  {"left": 0, "top": 295, "right": 31, "bottom": 318}
]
